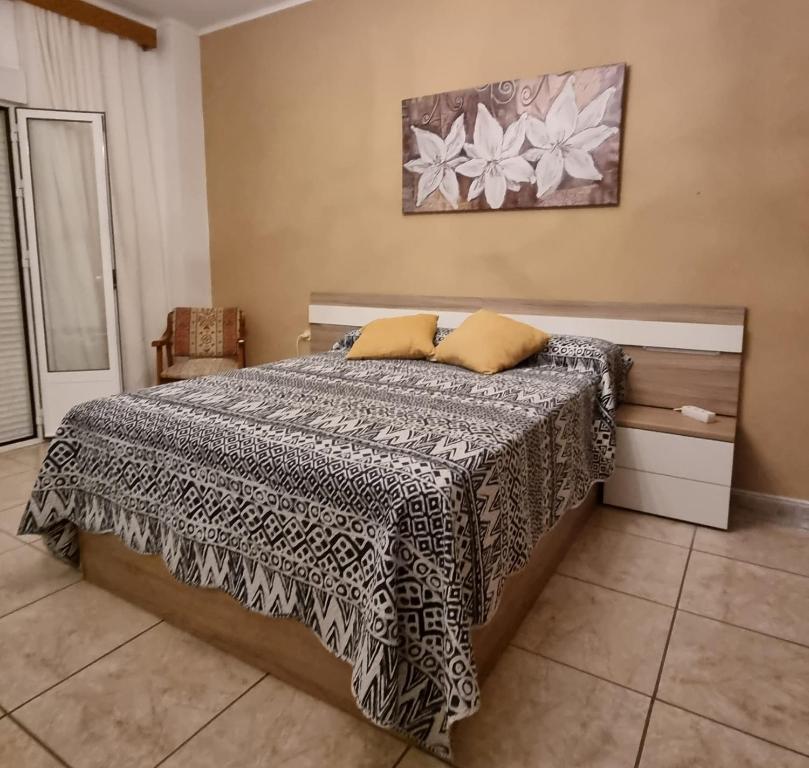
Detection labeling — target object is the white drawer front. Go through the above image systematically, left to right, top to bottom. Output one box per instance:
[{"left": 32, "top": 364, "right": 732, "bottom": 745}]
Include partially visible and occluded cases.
[
  {"left": 615, "top": 427, "right": 734, "bottom": 486},
  {"left": 604, "top": 467, "right": 730, "bottom": 529}
]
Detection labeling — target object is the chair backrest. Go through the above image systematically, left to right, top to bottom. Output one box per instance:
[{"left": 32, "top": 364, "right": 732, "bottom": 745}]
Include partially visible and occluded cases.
[{"left": 171, "top": 307, "right": 242, "bottom": 358}]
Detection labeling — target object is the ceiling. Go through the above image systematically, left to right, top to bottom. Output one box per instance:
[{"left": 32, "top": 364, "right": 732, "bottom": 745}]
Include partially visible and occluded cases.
[{"left": 92, "top": 0, "right": 310, "bottom": 33}]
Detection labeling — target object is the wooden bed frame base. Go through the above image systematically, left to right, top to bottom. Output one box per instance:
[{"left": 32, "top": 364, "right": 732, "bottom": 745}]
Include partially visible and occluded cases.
[{"left": 79, "top": 485, "right": 597, "bottom": 725}]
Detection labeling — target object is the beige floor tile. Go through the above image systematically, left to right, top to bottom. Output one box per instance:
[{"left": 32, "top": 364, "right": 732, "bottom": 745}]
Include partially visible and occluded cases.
[
  {"left": 2, "top": 443, "right": 48, "bottom": 470},
  {"left": 0, "top": 454, "right": 33, "bottom": 479},
  {"left": 0, "top": 469, "right": 38, "bottom": 511},
  {"left": 0, "top": 503, "right": 38, "bottom": 542},
  {"left": 0, "top": 503, "right": 25, "bottom": 534},
  {"left": 591, "top": 506, "right": 694, "bottom": 547},
  {"left": 694, "top": 517, "right": 809, "bottom": 577},
  {"left": 558, "top": 525, "right": 689, "bottom": 606},
  {"left": 0, "top": 530, "right": 24, "bottom": 555},
  {"left": 0, "top": 546, "right": 81, "bottom": 617},
  {"left": 681, "top": 551, "right": 809, "bottom": 646},
  {"left": 513, "top": 574, "right": 672, "bottom": 694},
  {"left": 0, "top": 581, "right": 158, "bottom": 710},
  {"left": 659, "top": 611, "right": 809, "bottom": 755},
  {"left": 15, "top": 622, "right": 262, "bottom": 768},
  {"left": 452, "top": 647, "right": 649, "bottom": 768},
  {"left": 161, "top": 673, "right": 404, "bottom": 768},
  {"left": 640, "top": 701, "right": 809, "bottom": 768},
  {"left": 0, "top": 718, "right": 64, "bottom": 768},
  {"left": 398, "top": 748, "right": 448, "bottom": 767}
]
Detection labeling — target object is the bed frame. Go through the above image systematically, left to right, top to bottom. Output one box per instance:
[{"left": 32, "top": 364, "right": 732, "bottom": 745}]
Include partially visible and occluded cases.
[
  {"left": 79, "top": 293, "right": 746, "bottom": 736},
  {"left": 79, "top": 485, "right": 595, "bottom": 716}
]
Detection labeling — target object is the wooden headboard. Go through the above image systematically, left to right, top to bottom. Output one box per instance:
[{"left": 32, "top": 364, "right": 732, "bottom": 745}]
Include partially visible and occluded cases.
[{"left": 309, "top": 293, "right": 746, "bottom": 419}]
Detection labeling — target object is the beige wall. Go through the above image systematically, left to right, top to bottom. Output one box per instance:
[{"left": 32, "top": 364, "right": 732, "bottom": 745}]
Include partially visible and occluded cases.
[{"left": 201, "top": 0, "right": 809, "bottom": 499}]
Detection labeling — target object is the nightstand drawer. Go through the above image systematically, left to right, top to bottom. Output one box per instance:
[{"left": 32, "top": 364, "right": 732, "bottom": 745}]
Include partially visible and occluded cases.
[
  {"left": 615, "top": 427, "right": 734, "bottom": 485},
  {"left": 604, "top": 467, "right": 730, "bottom": 529}
]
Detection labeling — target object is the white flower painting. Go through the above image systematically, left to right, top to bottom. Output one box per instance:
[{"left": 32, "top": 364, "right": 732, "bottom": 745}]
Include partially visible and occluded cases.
[
  {"left": 402, "top": 63, "right": 625, "bottom": 213},
  {"left": 456, "top": 105, "right": 533, "bottom": 209},
  {"left": 404, "top": 114, "right": 466, "bottom": 208}
]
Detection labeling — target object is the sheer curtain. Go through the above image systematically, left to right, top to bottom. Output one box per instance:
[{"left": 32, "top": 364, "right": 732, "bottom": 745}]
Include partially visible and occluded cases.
[{"left": 14, "top": 1, "right": 170, "bottom": 389}]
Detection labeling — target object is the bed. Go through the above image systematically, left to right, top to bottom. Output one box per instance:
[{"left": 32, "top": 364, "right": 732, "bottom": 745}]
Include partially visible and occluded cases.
[{"left": 21, "top": 293, "right": 735, "bottom": 757}]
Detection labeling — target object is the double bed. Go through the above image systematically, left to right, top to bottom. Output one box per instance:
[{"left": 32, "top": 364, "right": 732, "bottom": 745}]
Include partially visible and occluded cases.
[{"left": 20, "top": 293, "right": 737, "bottom": 757}]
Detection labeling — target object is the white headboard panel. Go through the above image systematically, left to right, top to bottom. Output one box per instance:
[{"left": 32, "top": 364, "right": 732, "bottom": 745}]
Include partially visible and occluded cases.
[{"left": 308, "top": 303, "right": 743, "bottom": 353}]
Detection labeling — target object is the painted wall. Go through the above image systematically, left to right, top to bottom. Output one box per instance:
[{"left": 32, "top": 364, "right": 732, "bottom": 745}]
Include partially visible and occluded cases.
[{"left": 201, "top": 0, "right": 809, "bottom": 500}]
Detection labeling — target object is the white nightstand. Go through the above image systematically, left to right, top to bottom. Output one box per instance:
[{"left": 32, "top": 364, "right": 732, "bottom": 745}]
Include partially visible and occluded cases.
[{"left": 604, "top": 404, "right": 737, "bottom": 529}]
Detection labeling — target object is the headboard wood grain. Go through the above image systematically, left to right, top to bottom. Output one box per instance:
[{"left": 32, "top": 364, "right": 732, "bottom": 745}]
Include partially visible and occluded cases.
[
  {"left": 312, "top": 293, "right": 745, "bottom": 326},
  {"left": 309, "top": 294, "right": 746, "bottom": 416},
  {"left": 621, "top": 346, "right": 741, "bottom": 416}
]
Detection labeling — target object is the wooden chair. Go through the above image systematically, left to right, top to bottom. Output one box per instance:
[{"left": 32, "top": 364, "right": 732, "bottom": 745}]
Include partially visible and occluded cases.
[{"left": 152, "top": 307, "right": 246, "bottom": 385}]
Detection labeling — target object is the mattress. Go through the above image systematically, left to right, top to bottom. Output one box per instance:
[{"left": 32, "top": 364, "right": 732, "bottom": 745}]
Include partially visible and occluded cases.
[{"left": 20, "top": 343, "right": 626, "bottom": 756}]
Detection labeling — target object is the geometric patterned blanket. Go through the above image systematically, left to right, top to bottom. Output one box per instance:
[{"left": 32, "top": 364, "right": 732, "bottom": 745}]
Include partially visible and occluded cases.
[{"left": 20, "top": 346, "right": 626, "bottom": 756}]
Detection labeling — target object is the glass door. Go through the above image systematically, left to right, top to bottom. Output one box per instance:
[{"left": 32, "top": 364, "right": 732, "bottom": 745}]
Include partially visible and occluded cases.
[{"left": 16, "top": 109, "right": 121, "bottom": 436}]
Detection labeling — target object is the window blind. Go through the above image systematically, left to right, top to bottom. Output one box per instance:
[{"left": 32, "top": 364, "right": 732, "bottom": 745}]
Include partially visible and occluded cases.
[{"left": 0, "top": 114, "right": 35, "bottom": 444}]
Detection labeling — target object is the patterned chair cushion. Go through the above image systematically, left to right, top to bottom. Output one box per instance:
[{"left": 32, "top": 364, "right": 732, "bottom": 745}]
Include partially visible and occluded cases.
[
  {"left": 172, "top": 307, "right": 241, "bottom": 358},
  {"left": 162, "top": 357, "right": 239, "bottom": 380}
]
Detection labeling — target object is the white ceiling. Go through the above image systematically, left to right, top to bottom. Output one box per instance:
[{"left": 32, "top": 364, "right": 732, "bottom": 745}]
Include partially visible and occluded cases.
[{"left": 91, "top": 0, "right": 310, "bottom": 34}]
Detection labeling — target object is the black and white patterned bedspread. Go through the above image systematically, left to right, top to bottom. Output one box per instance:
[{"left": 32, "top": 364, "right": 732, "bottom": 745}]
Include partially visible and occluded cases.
[{"left": 20, "top": 348, "right": 626, "bottom": 756}]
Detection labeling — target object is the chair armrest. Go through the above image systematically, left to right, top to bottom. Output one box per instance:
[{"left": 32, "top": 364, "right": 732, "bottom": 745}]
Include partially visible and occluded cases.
[{"left": 151, "top": 333, "right": 171, "bottom": 348}]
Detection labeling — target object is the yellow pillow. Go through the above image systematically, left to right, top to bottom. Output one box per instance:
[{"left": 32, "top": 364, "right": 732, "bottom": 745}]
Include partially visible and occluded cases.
[
  {"left": 433, "top": 309, "right": 549, "bottom": 374},
  {"left": 346, "top": 313, "right": 438, "bottom": 360}
]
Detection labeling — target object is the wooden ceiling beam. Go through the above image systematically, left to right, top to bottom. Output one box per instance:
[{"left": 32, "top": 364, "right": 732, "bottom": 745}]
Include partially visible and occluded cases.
[{"left": 22, "top": 0, "right": 158, "bottom": 50}]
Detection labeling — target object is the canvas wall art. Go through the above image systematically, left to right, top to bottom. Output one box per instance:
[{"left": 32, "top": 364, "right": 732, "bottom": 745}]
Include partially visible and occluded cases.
[{"left": 401, "top": 63, "right": 626, "bottom": 214}]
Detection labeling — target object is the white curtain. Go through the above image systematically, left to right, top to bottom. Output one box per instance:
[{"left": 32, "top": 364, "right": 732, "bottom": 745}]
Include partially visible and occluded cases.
[{"left": 14, "top": 1, "right": 170, "bottom": 390}]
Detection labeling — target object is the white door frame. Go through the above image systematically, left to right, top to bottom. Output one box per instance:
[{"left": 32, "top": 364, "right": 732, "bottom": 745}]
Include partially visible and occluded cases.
[
  {"left": 1, "top": 104, "right": 41, "bottom": 447},
  {"left": 15, "top": 108, "right": 122, "bottom": 436}
]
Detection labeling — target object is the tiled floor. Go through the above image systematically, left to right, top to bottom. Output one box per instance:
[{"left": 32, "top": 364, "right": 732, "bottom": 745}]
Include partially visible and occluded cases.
[{"left": 2, "top": 443, "right": 809, "bottom": 768}]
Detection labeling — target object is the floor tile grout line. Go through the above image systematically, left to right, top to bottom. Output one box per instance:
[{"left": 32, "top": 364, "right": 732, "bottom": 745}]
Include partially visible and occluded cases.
[
  {"left": 0, "top": 461, "right": 32, "bottom": 472},
  {"left": 0, "top": 466, "right": 39, "bottom": 480},
  {"left": 0, "top": 466, "right": 36, "bottom": 481},
  {"left": 0, "top": 494, "right": 34, "bottom": 517},
  {"left": 0, "top": 498, "right": 33, "bottom": 514},
  {"left": 4, "top": 508, "right": 804, "bottom": 765},
  {"left": 591, "top": 511, "right": 809, "bottom": 577},
  {"left": 589, "top": 521, "right": 693, "bottom": 549},
  {"left": 0, "top": 524, "right": 41, "bottom": 543},
  {"left": 632, "top": 525, "right": 696, "bottom": 768},
  {"left": 0, "top": 527, "right": 37, "bottom": 544},
  {"left": 0, "top": 528, "right": 35, "bottom": 541},
  {"left": 0, "top": 534, "right": 28, "bottom": 554},
  {"left": 9, "top": 536, "right": 41, "bottom": 551},
  {"left": 691, "top": 546, "right": 809, "bottom": 580},
  {"left": 553, "top": 571, "right": 677, "bottom": 609},
  {"left": 0, "top": 577, "right": 83, "bottom": 621},
  {"left": 676, "top": 606, "right": 809, "bottom": 652},
  {"left": 8, "top": 619, "right": 164, "bottom": 715},
  {"left": 509, "top": 643, "right": 653, "bottom": 698},
  {"left": 152, "top": 673, "right": 269, "bottom": 768},
  {"left": 656, "top": 698, "right": 809, "bottom": 760},
  {"left": 6, "top": 712, "right": 75, "bottom": 768},
  {"left": 389, "top": 744, "right": 414, "bottom": 768}
]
